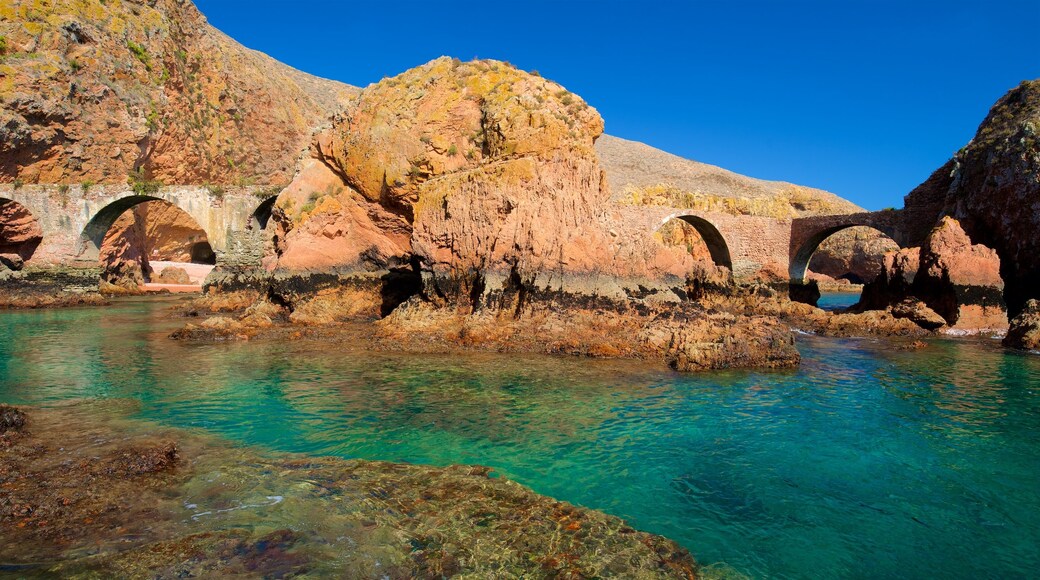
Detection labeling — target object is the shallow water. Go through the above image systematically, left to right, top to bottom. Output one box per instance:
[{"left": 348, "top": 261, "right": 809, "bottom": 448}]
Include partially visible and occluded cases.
[
  {"left": 817, "top": 290, "right": 861, "bottom": 311},
  {"left": 1, "top": 297, "right": 1039, "bottom": 578}
]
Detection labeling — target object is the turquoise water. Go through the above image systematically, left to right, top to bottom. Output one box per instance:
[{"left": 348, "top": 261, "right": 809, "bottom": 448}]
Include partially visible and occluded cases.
[
  {"left": 817, "top": 290, "right": 861, "bottom": 311},
  {"left": 1, "top": 297, "right": 1039, "bottom": 578}
]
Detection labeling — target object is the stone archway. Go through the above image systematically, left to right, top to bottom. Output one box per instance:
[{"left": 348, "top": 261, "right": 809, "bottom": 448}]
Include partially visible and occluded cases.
[
  {"left": 80, "top": 195, "right": 165, "bottom": 261},
  {"left": 250, "top": 196, "right": 278, "bottom": 230},
  {"left": 85, "top": 197, "right": 218, "bottom": 288},
  {"left": 0, "top": 198, "right": 44, "bottom": 268},
  {"left": 660, "top": 214, "right": 733, "bottom": 271},
  {"left": 789, "top": 224, "right": 900, "bottom": 285}
]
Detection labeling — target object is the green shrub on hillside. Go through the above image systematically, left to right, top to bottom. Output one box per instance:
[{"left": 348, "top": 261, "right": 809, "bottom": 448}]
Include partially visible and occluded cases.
[
  {"left": 127, "top": 40, "right": 151, "bottom": 70},
  {"left": 127, "top": 170, "right": 161, "bottom": 196}
]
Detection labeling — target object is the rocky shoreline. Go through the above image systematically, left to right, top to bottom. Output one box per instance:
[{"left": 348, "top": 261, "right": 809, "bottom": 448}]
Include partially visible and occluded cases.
[{"left": 0, "top": 403, "right": 699, "bottom": 578}]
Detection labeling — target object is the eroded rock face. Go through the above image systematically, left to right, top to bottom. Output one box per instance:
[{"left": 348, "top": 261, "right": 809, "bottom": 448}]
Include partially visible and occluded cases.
[
  {"left": 0, "top": 0, "right": 355, "bottom": 185},
  {"left": 269, "top": 58, "right": 665, "bottom": 309},
  {"left": 902, "top": 80, "right": 1040, "bottom": 316},
  {"left": 0, "top": 199, "right": 42, "bottom": 260},
  {"left": 859, "top": 217, "right": 1007, "bottom": 332}
]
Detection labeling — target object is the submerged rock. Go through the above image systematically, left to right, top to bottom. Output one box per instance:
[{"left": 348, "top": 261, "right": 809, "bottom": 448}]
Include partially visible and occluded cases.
[
  {"left": 0, "top": 405, "right": 26, "bottom": 433},
  {"left": 2, "top": 406, "right": 701, "bottom": 578}
]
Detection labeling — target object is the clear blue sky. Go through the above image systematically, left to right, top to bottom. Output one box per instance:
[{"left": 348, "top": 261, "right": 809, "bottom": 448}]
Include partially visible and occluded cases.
[{"left": 194, "top": 0, "right": 1039, "bottom": 211}]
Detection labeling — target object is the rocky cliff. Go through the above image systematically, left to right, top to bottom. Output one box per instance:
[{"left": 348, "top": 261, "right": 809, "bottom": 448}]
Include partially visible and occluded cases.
[
  {"left": 0, "top": 0, "right": 356, "bottom": 185},
  {"left": 902, "top": 80, "right": 1040, "bottom": 316}
]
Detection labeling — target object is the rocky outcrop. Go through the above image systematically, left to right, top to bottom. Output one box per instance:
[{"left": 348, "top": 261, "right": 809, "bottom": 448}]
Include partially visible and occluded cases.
[
  {"left": 0, "top": 0, "right": 356, "bottom": 185},
  {"left": 268, "top": 59, "right": 642, "bottom": 302},
  {"left": 902, "top": 80, "right": 1040, "bottom": 316},
  {"left": 0, "top": 199, "right": 42, "bottom": 260},
  {"left": 859, "top": 217, "right": 1007, "bottom": 332},
  {"left": 0, "top": 265, "right": 106, "bottom": 308},
  {"left": 153, "top": 266, "right": 189, "bottom": 285},
  {"left": 1004, "top": 300, "right": 1040, "bottom": 351}
]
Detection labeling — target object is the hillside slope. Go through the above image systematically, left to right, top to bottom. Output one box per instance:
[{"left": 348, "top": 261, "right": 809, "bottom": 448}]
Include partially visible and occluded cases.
[
  {"left": 0, "top": 0, "right": 356, "bottom": 185},
  {"left": 597, "top": 134, "right": 863, "bottom": 218}
]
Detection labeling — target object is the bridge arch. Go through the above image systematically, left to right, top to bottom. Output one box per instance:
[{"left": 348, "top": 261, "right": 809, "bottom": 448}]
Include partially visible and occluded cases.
[
  {"left": 250, "top": 195, "right": 278, "bottom": 230},
  {"left": 78, "top": 196, "right": 217, "bottom": 263},
  {"left": 0, "top": 197, "right": 44, "bottom": 264},
  {"left": 658, "top": 213, "right": 733, "bottom": 270},
  {"left": 789, "top": 223, "right": 900, "bottom": 285}
]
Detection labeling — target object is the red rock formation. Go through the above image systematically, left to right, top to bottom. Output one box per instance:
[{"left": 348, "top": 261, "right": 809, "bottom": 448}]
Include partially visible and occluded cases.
[
  {"left": 0, "top": 0, "right": 355, "bottom": 185},
  {"left": 268, "top": 58, "right": 753, "bottom": 305},
  {"left": 272, "top": 58, "right": 616, "bottom": 299},
  {"left": 0, "top": 199, "right": 42, "bottom": 262},
  {"left": 859, "top": 217, "right": 1007, "bottom": 332},
  {"left": 808, "top": 227, "right": 899, "bottom": 284}
]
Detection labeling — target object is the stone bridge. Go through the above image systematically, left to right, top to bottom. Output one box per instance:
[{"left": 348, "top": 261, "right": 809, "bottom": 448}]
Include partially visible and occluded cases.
[
  {"left": 3, "top": 183, "right": 930, "bottom": 291},
  {"left": 0, "top": 184, "right": 276, "bottom": 269},
  {"left": 620, "top": 205, "right": 927, "bottom": 284}
]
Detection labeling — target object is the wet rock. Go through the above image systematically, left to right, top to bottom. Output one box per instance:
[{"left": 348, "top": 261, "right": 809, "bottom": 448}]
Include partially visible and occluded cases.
[
  {"left": 0, "top": 267, "right": 107, "bottom": 309},
  {"left": 789, "top": 280, "right": 821, "bottom": 306},
  {"left": 183, "top": 289, "right": 264, "bottom": 315},
  {"left": 890, "top": 299, "right": 947, "bottom": 330},
  {"left": 1004, "top": 299, "right": 1040, "bottom": 351},
  {"left": 811, "top": 310, "right": 929, "bottom": 338},
  {"left": 658, "top": 315, "right": 800, "bottom": 372},
  {"left": 0, "top": 405, "right": 27, "bottom": 433},
  {"left": 104, "top": 442, "right": 179, "bottom": 476}
]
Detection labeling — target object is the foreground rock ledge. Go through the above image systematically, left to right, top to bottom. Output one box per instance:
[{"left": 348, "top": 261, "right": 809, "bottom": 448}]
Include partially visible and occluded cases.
[{"left": 0, "top": 405, "right": 699, "bottom": 578}]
